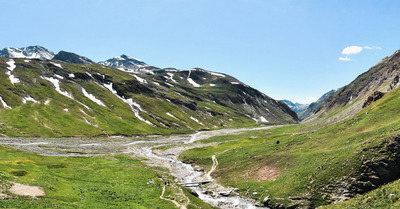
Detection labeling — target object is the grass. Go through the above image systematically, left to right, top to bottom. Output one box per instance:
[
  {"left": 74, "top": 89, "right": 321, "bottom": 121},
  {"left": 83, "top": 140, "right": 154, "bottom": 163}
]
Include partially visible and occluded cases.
[
  {"left": 0, "top": 58, "right": 262, "bottom": 137},
  {"left": 179, "top": 86, "right": 400, "bottom": 207},
  {"left": 0, "top": 145, "right": 210, "bottom": 208},
  {"left": 323, "top": 179, "right": 400, "bottom": 208}
]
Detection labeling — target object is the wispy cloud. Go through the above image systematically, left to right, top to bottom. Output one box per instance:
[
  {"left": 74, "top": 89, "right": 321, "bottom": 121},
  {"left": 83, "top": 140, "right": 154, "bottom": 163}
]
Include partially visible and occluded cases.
[
  {"left": 339, "top": 45, "right": 381, "bottom": 61},
  {"left": 339, "top": 56, "right": 351, "bottom": 61}
]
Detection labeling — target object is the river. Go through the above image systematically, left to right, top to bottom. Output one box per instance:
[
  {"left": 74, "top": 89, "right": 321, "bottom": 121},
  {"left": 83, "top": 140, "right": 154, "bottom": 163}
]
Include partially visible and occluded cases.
[{"left": 0, "top": 126, "right": 273, "bottom": 208}]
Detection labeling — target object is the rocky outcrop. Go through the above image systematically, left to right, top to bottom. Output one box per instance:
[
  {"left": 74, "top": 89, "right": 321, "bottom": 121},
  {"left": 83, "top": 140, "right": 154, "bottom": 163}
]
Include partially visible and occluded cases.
[
  {"left": 52, "top": 51, "right": 94, "bottom": 64},
  {"left": 362, "top": 91, "right": 384, "bottom": 108},
  {"left": 322, "top": 134, "right": 400, "bottom": 203}
]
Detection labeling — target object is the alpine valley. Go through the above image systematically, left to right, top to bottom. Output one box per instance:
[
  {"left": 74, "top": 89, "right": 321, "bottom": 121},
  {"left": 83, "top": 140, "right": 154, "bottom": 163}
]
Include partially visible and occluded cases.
[{"left": 1, "top": 46, "right": 400, "bottom": 209}]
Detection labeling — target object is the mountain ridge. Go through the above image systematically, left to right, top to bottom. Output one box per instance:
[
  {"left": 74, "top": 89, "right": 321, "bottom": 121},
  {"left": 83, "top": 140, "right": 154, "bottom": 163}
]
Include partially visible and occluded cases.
[{"left": 0, "top": 46, "right": 299, "bottom": 137}]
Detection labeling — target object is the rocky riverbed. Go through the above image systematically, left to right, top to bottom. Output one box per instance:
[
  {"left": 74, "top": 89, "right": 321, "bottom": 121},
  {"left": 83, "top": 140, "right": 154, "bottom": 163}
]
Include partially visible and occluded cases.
[{"left": 0, "top": 126, "right": 275, "bottom": 208}]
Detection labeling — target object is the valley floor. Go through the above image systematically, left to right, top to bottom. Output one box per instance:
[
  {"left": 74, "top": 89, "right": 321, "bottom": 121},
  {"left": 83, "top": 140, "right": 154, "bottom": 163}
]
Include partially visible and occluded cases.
[
  {"left": 2, "top": 82, "right": 400, "bottom": 209},
  {"left": 0, "top": 126, "right": 274, "bottom": 208}
]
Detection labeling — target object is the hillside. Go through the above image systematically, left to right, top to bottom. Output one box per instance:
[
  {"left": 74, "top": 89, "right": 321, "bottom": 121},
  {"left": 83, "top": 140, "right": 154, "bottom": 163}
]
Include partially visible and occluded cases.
[
  {"left": 305, "top": 50, "right": 400, "bottom": 124},
  {"left": 179, "top": 51, "right": 400, "bottom": 208},
  {"left": 0, "top": 54, "right": 298, "bottom": 137}
]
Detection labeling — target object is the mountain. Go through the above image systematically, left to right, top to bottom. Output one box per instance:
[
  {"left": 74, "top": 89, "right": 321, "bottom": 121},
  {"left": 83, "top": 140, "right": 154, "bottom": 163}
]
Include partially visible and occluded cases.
[
  {"left": 0, "top": 46, "right": 55, "bottom": 60},
  {"left": 180, "top": 50, "right": 400, "bottom": 208},
  {"left": 305, "top": 50, "right": 400, "bottom": 124},
  {"left": 52, "top": 51, "right": 94, "bottom": 64},
  {"left": 98, "top": 55, "right": 149, "bottom": 73},
  {"left": 0, "top": 56, "right": 298, "bottom": 137},
  {"left": 282, "top": 90, "right": 335, "bottom": 120},
  {"left": 281, "top": 100, "right": 309, "bottom": 117}
]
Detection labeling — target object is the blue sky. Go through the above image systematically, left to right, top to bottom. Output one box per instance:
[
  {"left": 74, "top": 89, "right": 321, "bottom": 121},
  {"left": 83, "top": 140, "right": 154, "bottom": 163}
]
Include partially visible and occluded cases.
[{"left": 1, "top": 0, "right": 400, "bottom": 103}]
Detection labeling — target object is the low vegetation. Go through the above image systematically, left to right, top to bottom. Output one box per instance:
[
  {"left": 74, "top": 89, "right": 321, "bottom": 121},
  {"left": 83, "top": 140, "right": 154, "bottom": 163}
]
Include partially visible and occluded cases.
[
  {"left": 179, "top": 86, "right": 400, "bottom": 207},
  {"left": 0, "top": 145, "right": 211, "bottom": 208}
]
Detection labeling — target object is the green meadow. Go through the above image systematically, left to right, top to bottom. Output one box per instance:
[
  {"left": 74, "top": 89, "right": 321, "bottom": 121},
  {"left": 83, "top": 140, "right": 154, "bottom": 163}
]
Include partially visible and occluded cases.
[
  {"left": 179, "top": 86, "right": 400, "bottom": 207},
  {"left": 0, "top": 145, "right": 213, "bottom": 209}
]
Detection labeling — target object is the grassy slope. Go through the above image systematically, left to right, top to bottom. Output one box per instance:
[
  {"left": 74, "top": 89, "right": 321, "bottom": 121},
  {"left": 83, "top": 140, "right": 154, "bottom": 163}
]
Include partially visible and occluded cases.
[
  {"left": 0, "top": 58, "right": 260, "bottom": 137},
  {"left": 179, "top": 86, "right": 400, "bottom": 207},
  {"left": 0, "top": 145, "right": 213, "bottom": 209},
  {"left": 323, "top": 179, "right": 400, "bottom": 209}
]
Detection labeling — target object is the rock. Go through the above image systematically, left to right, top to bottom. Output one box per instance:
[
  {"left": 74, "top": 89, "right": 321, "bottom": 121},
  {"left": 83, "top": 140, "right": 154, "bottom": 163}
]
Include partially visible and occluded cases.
[
  {"left": 362, "top": 91, "right": 384, "bottom": 108},
  {"left": 193, "top": 165, "right": 204, "bottom": 172},
  {"left": 148, "top": 179, "right": 154, "bottom": 184},
  {"left": 189, "top": 190, "right": 199, "bottom": 197},
  {"left": 219, "top": 190, "right": 232, "bottom": 196},
  {"left": 388, "top": 194, "right": 395, "bottom": 198},
  {"left": 262, "top": 196, "right": 271, "bottom": 206}
]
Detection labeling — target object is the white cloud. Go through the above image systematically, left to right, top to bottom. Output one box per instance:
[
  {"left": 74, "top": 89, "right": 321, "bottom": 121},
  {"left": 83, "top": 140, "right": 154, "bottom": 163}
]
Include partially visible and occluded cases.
[
  {"left": 339, "top": 45, "right": 381, "bottom": 61},
  {"left": 364, "top": 45, "right": 382, "bottom": 50},
  {"left": 342, "top": 46, "right": 363, "bottom": 55},
  {"left": 339, "top": 56, "right": 351, "bottom": 61}
]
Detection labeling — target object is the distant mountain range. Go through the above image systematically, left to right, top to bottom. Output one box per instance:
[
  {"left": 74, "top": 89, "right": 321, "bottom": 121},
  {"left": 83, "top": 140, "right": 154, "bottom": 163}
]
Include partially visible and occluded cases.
[
  {"left": 0, "top": 45, "right": 299, "bottom": 137},
  {"left": 0, "top": 46, "right": 149, "bottom": 72},
  {"left": 0, "top": 46, "right": 55, "bottom": 60},
  {"left": 282, "top": 89, "right": 335, "bottom": 120}
]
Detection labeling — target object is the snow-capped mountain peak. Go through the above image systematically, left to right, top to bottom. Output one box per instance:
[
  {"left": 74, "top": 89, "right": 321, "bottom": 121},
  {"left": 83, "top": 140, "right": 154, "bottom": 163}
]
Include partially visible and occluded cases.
[
  {"left": 0, "top": 46, "right": 55, "bottom": 60},
  {"left": 99, "top": 54, "right": 148, "bottom": 73}
]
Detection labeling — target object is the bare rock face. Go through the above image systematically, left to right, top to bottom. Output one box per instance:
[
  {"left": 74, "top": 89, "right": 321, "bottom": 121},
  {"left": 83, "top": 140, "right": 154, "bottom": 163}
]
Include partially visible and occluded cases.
[
  {"left": 52, "top": 51, "right": 94, "bottom": 64},
  {"left": 362, "top": 91, "right": 384, "bottom": 108}
]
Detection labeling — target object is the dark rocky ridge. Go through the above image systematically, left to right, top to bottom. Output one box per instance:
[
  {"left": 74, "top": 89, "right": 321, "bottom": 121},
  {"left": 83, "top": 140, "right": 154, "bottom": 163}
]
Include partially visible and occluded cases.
[
  {"left": 306, "top": 50, "right": 400, "bottom": 124},
  {"left": 52, "top": 51, "right": 94, "bottom": 64}
]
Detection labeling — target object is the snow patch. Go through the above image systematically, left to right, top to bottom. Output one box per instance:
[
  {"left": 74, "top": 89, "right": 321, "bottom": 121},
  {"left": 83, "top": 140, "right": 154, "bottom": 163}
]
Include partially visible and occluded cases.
[
  {"left": 6, "top": 59, "right": 20, "bottom": 85},
  {"left": 24, "top": 60, "right": 31, "bottom": 63},
  {"left": 50, "top": 62, "right": 63, "bottom": 69},
  {"left": 187, "top": 69, "right": 201, "bottom": 87},
  {"left": 209, "top": 72, "right": 225, "bottom": 77},
  {"left": 166, "top": 73, "right": 177, "bottom": 83},
  {"left": 55, "top": 74, "right": 64, "bottom": 79},
  {"left": 69, "top": 74, "right": 75, "bottom": 78},
  {"left": 133, "top": 74, "right": 147, "bottom": 84},
  {"left": 42, "top": 76, "right": 90, "bottom": 109},
  {"left": 42, "top": 76, "right": 73, "bottom": 99},
  {"left": 187, "top": 78, "right": 200, "bottom": 87},
  {"left": 103, "top": 82, "right": 154, "bottom": 126},
  {"left": 153, "top": 82, "right": 160, "bottom": 86},
  {"left": 231, "top": 82, "right": 240, "bottom": 85},
  {"left": 103, "top": 83, "right": 118, "bottom": 95},
  {"left": 165, "top": 83, "right": 174, "bottom": 87},
  {"left": 210, "top": 84, "right": 216, "bottom": 86},
  {"left": 81, "top": 88, "right": 105, "bottom": 107},
  {"left": 0, "top": 96, "right": 11, "bottom": 108},
  {"left": 22, "top": 96, "right": 39, "bottom": 104},
  {"left": 125, "top": 98, "right": 154, "bottom": 126},
  {"left": 44, "top": 100, "right": 50, "bottom": 105},
  {"left": 131, "top": 101, "right": 145, "bottom": 112},
  {"left": 63, "top": 108, "right": 69, "bottom": 112},
  {"left": 166, "top": 112, "right": 178, "bottom": 120},
  {"left": 83, "top": 116, "right": 97, "bottom": 127},
  {"left": 190, "top": 116, "right": 204, "bottom": 125},
  {"left": 260, "top": 116, "right": 269, "bottom": 123}
]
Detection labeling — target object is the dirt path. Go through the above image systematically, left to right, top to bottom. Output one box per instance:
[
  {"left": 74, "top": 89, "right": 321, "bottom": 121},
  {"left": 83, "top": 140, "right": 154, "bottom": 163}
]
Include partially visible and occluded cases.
[
  {"left": 204, "top": 155, "right": 218, "bottom": 181},
  {"left": 160, "top": 185, "right": 187, "bottom": 209}
]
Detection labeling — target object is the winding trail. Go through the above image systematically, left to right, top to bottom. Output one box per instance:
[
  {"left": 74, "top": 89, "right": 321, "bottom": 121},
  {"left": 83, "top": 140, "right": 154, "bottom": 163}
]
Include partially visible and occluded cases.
[
  {"left": 0, "top": 126, "right": 275, "bottom": 208},
  {"left": 204, "top": 155, "right": 218, "bottom": 181},
  {"left": 160, "top": 185, "right": 187, "bottom": 209}
]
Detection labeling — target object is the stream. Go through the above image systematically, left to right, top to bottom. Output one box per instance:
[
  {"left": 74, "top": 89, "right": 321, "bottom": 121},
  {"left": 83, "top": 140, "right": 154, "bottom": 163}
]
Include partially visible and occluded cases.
[{"left": 0, "top": 126, "right": 273, "bottom": 208}]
